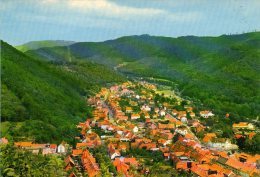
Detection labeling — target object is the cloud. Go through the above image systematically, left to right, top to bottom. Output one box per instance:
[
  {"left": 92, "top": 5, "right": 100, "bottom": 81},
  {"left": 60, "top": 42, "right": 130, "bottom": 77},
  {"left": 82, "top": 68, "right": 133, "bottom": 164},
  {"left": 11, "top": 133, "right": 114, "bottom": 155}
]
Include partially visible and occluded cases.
[
  {"left": 36, "top": 0, "right": 202, "bottom": 23},
  {"left": 66, "top": 0, "right": 165, "bottom": 17}
]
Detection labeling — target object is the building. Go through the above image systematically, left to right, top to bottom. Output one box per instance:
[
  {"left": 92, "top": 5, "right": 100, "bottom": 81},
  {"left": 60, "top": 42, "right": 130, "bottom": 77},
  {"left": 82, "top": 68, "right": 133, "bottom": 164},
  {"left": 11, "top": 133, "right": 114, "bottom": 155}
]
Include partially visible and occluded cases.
[
  {"left": 125, "top": 107, "right": 133, "bottom": 113},
  {"left": 200, "top": 111, "right": 214, "bottom": 118},
  {"left": 131, "top": 113, "right": 140, "bottom": 120},
  {"left": 232, "top": 122, "right": 255, "bottom": 130},
  {"left": 57, "top": 143, "right": 66, "bottom": 153},
  {"left": 81, "top": 150, "right": 100, "bottom": 177}
]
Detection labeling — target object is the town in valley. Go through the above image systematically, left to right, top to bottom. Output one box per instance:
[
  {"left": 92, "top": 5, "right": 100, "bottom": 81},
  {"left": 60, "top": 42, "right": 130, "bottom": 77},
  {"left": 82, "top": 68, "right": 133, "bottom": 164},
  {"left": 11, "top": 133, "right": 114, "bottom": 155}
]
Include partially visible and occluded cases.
[{"left": 2, "top": 81, "right": 259, "bottom": 177}]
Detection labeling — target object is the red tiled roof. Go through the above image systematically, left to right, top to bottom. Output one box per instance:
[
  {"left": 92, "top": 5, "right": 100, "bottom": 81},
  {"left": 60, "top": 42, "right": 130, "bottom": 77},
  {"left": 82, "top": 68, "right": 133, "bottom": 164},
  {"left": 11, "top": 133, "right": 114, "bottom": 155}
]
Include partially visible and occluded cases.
[
  {"left": 14, "top": 142, "right": 33, "bottom": 147},
  {"left": 76, "top": 142, "right": 89, "bottom": 149},
  {"left": 50, "top": 144, "right": 57, "bottom": 149},
  {"left": 72, "top": 149, "right": 83, "bottom": 156},
  {"left": 81, "top": 150, "right": 100, "bottom": 177},
  {"left": 113, "top": 158, "right": 130, "bottom": 176},
  {"left": 191, "top": 164, "right": 208, "bottom": 177}
]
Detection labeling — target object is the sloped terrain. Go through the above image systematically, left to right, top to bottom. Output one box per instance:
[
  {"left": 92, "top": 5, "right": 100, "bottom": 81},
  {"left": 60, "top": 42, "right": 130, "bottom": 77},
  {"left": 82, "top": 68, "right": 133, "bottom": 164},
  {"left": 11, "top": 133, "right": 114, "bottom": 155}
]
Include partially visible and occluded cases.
[
  {"left": 26, "top": 32, "right": 260, "bottom": 119},
  {"left": 1, "top": 41, "right": 125, "bottom": 143}
]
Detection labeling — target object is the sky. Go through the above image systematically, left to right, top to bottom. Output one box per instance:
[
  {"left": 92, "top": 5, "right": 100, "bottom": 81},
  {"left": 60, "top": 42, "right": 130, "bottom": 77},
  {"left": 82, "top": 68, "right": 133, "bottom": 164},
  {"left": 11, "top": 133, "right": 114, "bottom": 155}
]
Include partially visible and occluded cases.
[{"left": 1, "top": 0, "right": 260, "bottom": 45}]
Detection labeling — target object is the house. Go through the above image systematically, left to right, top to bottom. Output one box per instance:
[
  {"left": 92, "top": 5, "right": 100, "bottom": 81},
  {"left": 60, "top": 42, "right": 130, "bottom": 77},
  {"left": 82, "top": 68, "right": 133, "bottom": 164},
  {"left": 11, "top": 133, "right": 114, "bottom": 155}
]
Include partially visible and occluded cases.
[
  {"left": 121, "top": 88, "right": 133, "bottom": 96},
  {"left": 130, "top": 101, "right": 138, "bottom": 106},
  {"left": 141, "top": 105, "right": 151, "bottom": 112},
  {"left": 185, "top": 106, "right": 193, "bottom": 112},
  {"left": 125, "top": 107, "right": 133, "bottom": 113},
  {"left": 172, "top": 109, "right": 178, "bottom": 116},
  {"left": 159, "top": 110, "right": 166, "bottom": 117},
  {"left": 200, "top": 110, "right": 214, "bottom": 118},
  {"left": 178, "top": 111, "right": 187, "bottom": 119},
  {"left": 144, "top": 112, "right": 150, "bottom": 118},
  {"left": 189, "top": 112, "right": 196, "bottom": 118},
  {"left": 131, "top": 113, "right": 140, "bottom": 120},
  {"left": 116, "top": 115, "right": 128, "bottom": 121},
  {"left": 181, "top": 117, "right": 188, "bottom": 123},
  {"left": 175, "top": 121, "right": 183, "bottom": 127},
  {"left": 192, "top": 122, "right": 205, "bottom": 132},
  {"left": 232, "top": 122, "right": 255, "bottom": 130},
  {"left": 148, "top": 123, "right": 157, "bottom": 130},
  {"left": 158, "top": 123, "right": 175, "bottom": 130},
  {"left": 101, "top": 124, "right": 109, "bottom": 130},
  {"left": 132, "top": 126, "right": 139, "bottom": 133},
  {"left": 175, "top": 127, "right": 188, "bottom": 135},
  {"left": 124, "top": 131, "right": 135, "bottom": 140},
  {"left": 160, "top": 132, "right": 174, "bottom": 140},
  {"left": 248, "top": 132, "right": 256, "bottom": 139},
  {"left": 185, "top": 133, "right": 194, "bottom": 140},
  {"left": 203, "top": 133, "right": 217, "bottom": 143},
  {"left": 0, "top": 137, "right": 8, "bottom": 144},
  {"left": 207, "top": 138, "right": 238, "bottom": 150},
  {"left": 158, "top": 139, "right": 172, "bottom": 146},
  {"left": 14, "top": 142, "right": 58, "bottom": 154},
  {"left": 14, "top": 142, "right": 33, "bottom": 148},
  {"left": 76, "top": 142, "right": 90, "bottom": 149},
  {"left": 57, "top": 143, "right": 66, "bottom": 153},
  {"left": 118, "top": 143, "right": 128, "bottom": 152},
  {"left": 42, "top": 144, "right": 57, "bottom": 154},
  {"left": 108, "top": 144, "right": 121, "bottom": 159},
  {"left": 72, "top": 149, "right": 83, "bottom": 156},
  {"left": 110, "top": 149, "right": 121, "bottom": 160},
  {"left": 81, "top": 150, "right": 100, "bottom": 177},
  {"left": 234, "top": 152, "right": 260, "bottom": 164},
  {"left": 164, "top": 153, "right": 170, "bottom": 160},
  {"left": 65, "top": 156, "right": 75, "bottom": 171},
  {"left": 113, "top": 157, "right": 138, "bottom": 176},
  {"left": 122, "top": 157, "right": 139, "bottom": 166},
  {"left": 174, "top": 157, "right": 193, "bottom": 171},
  {"left": 225, "top": 157, "right": 259, "bottom": 177},
  {"left": 113, "top": 158, "right": 129, "bottom": 176},
  {"left": 190, "top": 164, "right": 208, "bottom": 177},
  {"left": 69, "top": 172, "right": 77, "bottom": 177}
]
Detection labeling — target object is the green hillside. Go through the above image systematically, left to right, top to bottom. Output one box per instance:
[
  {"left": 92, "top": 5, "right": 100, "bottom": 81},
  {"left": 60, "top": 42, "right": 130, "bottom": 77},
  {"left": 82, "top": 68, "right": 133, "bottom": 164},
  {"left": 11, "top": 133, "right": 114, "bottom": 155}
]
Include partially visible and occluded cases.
[
  {"left": 26, "top": 32, "right": 260, "bottom": 120},
  {"left": 15, "top": 40, "right": 75, "bottom": 52},
  {"left": 1, "top": 41, "right": 125, "bottom": 143}
]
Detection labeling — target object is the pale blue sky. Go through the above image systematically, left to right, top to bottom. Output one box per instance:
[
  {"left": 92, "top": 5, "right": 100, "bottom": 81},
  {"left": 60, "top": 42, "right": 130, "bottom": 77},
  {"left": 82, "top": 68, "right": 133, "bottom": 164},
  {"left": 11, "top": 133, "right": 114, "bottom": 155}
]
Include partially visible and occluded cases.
[{"left": 1, "top": 0, "right": 259, "bottom": 45}]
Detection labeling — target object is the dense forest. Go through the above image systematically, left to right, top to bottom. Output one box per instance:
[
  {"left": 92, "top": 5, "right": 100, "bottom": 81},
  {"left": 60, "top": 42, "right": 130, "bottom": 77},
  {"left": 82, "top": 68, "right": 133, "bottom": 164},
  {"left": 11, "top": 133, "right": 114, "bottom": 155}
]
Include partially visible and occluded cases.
[
  {"left": 25, "top": 32, "right": 260, "bottom": 121},
  {"left": 1, "top": 41, "right": 125, "bottom": 143},
  {"left": 0, "top": 144, "right": 65, "bottom": 177}
]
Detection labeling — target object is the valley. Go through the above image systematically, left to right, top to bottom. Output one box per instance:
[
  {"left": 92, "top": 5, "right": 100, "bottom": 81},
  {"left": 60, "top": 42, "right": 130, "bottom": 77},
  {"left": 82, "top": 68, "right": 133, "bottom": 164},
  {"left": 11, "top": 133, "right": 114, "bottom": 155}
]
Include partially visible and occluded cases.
[
  {"left": 1, "top": 32, "right": 260, "bottom": 177},
  {"left": 25, "top": 32, "right": 260, "bottom": 120}
]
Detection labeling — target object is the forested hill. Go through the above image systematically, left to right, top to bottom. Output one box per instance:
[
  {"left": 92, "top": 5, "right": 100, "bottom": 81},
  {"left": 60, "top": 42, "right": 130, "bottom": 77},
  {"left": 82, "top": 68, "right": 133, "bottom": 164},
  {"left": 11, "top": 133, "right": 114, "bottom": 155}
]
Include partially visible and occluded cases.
[
  {"left": 26, "top": 32, "right": 260, "bottom": 120},
  {"left": 15, "top": 40, "right": 75, "bottom": 52},
  {"left": 1, "top": 41, "right": 125, "bottom": 143}
]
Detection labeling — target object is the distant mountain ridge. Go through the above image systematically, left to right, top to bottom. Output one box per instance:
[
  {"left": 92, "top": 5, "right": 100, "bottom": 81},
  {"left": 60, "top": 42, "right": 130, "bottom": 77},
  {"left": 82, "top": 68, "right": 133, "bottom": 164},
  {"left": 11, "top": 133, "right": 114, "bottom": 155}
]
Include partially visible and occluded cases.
[
  {"left": 25, "top": 32, "right": 260, "bottom": 119},
  {"left": 26, "top": 32, "right": 260, "bottom": 65},
  {"left": 15, "top": 40, "right": 75, "bottom": 52}
]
